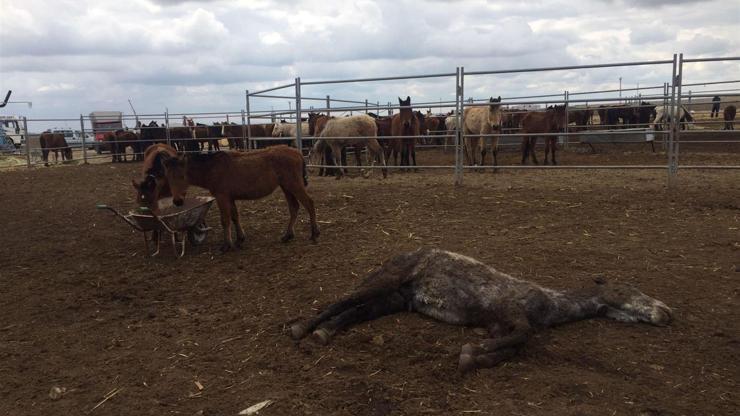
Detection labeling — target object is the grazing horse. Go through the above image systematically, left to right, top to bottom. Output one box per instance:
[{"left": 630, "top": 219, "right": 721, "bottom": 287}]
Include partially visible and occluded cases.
[
  {"left": 390, "top": 96, "right": 420, "bottom": 169},
  {"left": 463, "top": 96, "right": 503, "bottom": 170},
  {"left": 635, "top": 101, "right": 657, "bottom": 127},
  {"left": 520, "top": 105, "right": 567, "bottom": 165},
  {"left": 652, "top": 105, "right": 694, "bottom": 132},
  {"left": 723, "top": 105, "right": 736, "bottom": 130},
  {"left": 568, "top": 108, "right": 593, "bottom": 131},
  {"left": 308, "top": 112, "right": 343, "bottom": 177},
  {"left": 310, "top": 115, "right": 387, "bottom": 179},
  {"left": 108, "top": 130, "right": 142, "bottom": 163},
  {"left": 39, "top": 132, "right": 73, "bottom": 166},
  {"left": 131, "top": 143, "right": 179, "bottom": 213},
  {"left": 161, "top": 146, "right": 319, "bottom": 251},
  {"left": 290, "top": 248, "right": 672, "bottom": 373}
]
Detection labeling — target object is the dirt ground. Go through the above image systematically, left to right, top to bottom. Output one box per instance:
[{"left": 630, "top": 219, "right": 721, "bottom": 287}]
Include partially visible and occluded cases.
[{"left": 0, "top": 145, "right": 738, "bottom": 416}]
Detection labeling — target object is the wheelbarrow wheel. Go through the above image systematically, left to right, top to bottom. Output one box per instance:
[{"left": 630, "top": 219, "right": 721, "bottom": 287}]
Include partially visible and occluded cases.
[{"left": 187, "top": 220, "right": 209, "bottom": 246}]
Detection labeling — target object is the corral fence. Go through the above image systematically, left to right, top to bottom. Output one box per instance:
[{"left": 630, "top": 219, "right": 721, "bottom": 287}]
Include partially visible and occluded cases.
[{"left": 8, "top": 53, "right": 740, "bottom": 188}]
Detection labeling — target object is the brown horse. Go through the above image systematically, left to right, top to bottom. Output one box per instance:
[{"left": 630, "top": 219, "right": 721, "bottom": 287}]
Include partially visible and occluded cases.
[
  {"left": 390, "top": 96, "right": 420, "bottom": 169},
  {"left": 520, "top": 105, "right": 567, "bottom": 165},
  {"left": 724, "top": 105, "right": 736, "bottom": 130},
  {"left": 107, "top": 130, "right": 142, "bottom": 163},
  {"left": 39, "top": 132, "right": 73, "bottom": 166},
  {"left": 132, "top": 143, "right": 179, "bottom": 213},
  {"left": 161, "top": 146, "right": 319, "bottom": 251}
]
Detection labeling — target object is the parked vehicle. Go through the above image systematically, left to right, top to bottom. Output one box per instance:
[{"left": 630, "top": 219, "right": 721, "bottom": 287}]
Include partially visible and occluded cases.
[{"left": 89, "top": 111, "right": 123, "bottom": 154}]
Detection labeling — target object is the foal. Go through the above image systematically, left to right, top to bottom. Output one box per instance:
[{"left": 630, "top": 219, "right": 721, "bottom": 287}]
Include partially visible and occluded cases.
[
  {"left": 162, "top": 146, "right": 319, "bottom": 251},
  {"left": 290, "top": 248, "right": 672, "bottom": 373}
]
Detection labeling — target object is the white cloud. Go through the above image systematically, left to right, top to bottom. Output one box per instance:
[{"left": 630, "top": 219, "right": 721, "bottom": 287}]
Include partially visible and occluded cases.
[{"left": 0, "top": 0, "right": 738, "bottom": 130}]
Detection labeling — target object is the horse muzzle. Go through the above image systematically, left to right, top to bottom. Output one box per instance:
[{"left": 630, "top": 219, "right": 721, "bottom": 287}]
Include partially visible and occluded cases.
[{"left": 173, "top": 197, "right": 184, "bottom": 207}]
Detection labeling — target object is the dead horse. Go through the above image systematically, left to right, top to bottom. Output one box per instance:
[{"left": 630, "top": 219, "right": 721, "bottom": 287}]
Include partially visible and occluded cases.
[{"left": 290, "top": 248, "right": 673, "bottom": 373}]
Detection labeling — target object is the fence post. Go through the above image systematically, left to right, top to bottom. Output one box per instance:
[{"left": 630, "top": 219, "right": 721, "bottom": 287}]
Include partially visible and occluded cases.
[
  {"left": 671, "top": 53, "right": 684, "bottom": 187},
  {"left": 667, "top": 54, "right": 678, "bottom": 188},
  {"left": 455, "top": 66, "right": 464, "bottom": 186},
  {"left": 295, "top": 77, "right": 302, "bottom": 152},
  {"left": 245, "top": 90, "right": 252, "bottom": 150},
  {"left": 563, "top": 90, "right": 569, "bottom": 149},
  {"left": 365, "top": 99, "right": 368, "bottom": 114},
  {"left": 240, "top": 109, "right": 247, "bottom": 151},
  {"left": 165, "top": 110, "right": 171, "bottom": 147},
  {"left": 80, "top": 115, "right": 88, "bottom": 164},
  {"left": 23, "top": 116, "right": 30, "bottom": 168}
]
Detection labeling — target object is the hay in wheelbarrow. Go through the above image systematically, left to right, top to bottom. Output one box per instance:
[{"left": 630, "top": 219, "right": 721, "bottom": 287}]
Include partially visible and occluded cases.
[{"left": 96, "top": 196, "right": 215, "bottom": 258}]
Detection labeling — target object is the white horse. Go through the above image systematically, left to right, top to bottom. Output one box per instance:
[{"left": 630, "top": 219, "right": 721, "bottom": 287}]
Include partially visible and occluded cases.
[{"left": 272, "top": 122, "right": 309, "bottom": 137}]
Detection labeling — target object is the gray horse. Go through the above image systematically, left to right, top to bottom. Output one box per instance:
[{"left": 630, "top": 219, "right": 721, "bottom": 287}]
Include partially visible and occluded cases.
[{"left": 290, "top": 248, "right": 672, "bottom": 373}]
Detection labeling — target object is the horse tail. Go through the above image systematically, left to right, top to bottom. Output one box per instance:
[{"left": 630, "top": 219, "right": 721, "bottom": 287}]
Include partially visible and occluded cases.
[{"left": 302, "top": 157, "right": 309, "bottom": 187}]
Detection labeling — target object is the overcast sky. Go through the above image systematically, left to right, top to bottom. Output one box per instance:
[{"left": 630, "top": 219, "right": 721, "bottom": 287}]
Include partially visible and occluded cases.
[{"left": 1, "top": 0, "right": 738, "bottom": 130}]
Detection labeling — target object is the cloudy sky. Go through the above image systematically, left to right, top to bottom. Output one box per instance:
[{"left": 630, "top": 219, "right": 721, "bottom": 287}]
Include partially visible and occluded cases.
[{"left": 1, "top": 0, "right": 738, "bottom": 130}]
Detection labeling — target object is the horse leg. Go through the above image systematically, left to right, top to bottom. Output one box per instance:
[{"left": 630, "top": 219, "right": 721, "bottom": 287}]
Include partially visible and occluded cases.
[
  {"left": 491, "top": 137, "right": 499, "bottom": 173},
  {"left": 520, "top": 137, "right": 528, "bottom": 165},
  {"left": 530, "top": 137, "right": 539, "bottom": 165},
  {"left": 551, "top": 137, "right": 558, "bottom": 165},
  {"left": 544, "top": 138, "right": 551, "bottom": 165},
  {"left": 367, "top": 139, "right": 387, "bottom": 178},
  {"left": 480, "top": 142, "right": 487, "bottom": 173},
  {"left": 330, "top": 143, "right": 344, "bottom": 180},
  {"left": 341, "top": 147, "right": 349, "bottom": 175},
  {"left": 284, "top": 181, "right": 320, "bottom": 242},
  {"left": 280, "top": 189, "right": 299, "bottom": 243},
  {"left": 216, "top": 196, "right": 235, "bottom": 252},
  {"left": 230, "top": 200, "right": 246, "bottom": 248},
  {"left": 312, "top": 291, "right": 407, "bottom": 344},
  {"left": 458, "top": 314, "right": 532, "bottom": 373}
]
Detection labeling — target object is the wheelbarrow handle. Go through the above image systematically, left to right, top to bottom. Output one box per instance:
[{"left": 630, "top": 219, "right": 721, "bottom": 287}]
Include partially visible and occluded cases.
[{"left": 96, "top": 203, "right": 146, "bottom": 232}]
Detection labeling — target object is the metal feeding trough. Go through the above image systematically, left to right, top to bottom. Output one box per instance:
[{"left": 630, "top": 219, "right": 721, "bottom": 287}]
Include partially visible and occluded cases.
[{"left": 96, "top": 196, "right": 215, "bottom": 258}]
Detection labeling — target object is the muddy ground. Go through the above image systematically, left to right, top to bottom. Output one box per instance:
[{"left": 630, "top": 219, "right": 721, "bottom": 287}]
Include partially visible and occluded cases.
[{"left": 0, "top": 145, "right": 738, "bottom": 416}]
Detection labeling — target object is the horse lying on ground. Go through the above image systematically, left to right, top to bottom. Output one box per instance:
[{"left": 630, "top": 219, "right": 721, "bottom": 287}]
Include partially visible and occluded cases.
[
  {"left": 463, "top": 96, "right": 503, "bottom": 170},
  {"left": 519, "top": 105, "right": 567, "bottom": 165},
  {"left": 724, "top": 105, "right": 736, "bottom": 130},
  {"left": 310, "top": 115, "right": 387, "bottom": 179},
  {"left": 39, "top": 132, "right": 73, "bottom": 166},
  {"left": 132, "top": 143, "right": 179, "bottom": 213},
  {"left": 161, "top": 146, "right": 319, "bottom": 251},
  {"left": 290, "top": 248, "right": 672, "bottom": 373}
]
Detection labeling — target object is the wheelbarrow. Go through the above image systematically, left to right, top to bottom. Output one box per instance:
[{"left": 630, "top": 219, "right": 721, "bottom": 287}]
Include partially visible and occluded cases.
[{"left": 96, "top": 196, "right": 215, "bottom": 257}]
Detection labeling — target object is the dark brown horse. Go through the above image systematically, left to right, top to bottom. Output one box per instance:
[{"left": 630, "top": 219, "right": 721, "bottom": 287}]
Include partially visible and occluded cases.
[
  {"left": 390, "top": 96, "right": 420, "bottom": 169},
  {"left": 519, "top": 105, "right": 567, "bottom": 165},
  {"left": 724, "top": 105, "right": 736, "bottom": 130},
  {"left": 106, "top": 130, "right": 142, "bottom": 163},
  {"left": 39, "top": 132, "right": 73, "bottom": 166},
  {"left": 132, "top": 143, "right": 179, "bottom": 213},
  {"left": 161, "top": 146, "right": 319, "bottom": 251}
]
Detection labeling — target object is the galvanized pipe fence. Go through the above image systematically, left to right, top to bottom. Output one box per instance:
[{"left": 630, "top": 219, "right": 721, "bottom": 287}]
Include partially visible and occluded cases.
[{"left": 8, "top": 55, "right": 740, "bottom": 183}]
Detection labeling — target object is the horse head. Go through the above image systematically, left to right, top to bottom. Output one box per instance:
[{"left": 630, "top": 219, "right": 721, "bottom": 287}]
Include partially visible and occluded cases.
[
  {"left": 398, "top": 96, "right": 414, "bottom": 129},
  {"left": 489, "top": 96, "right": 502, "bottom": 110},
  {"left": 308, "top": 112, "right": 321, "bottom": 135},
  {"left": 162, "top": 155, "right": 189, "bottom": 207},
  {"left": 592, "top": 278, "right": 673, "bottom": 327}
]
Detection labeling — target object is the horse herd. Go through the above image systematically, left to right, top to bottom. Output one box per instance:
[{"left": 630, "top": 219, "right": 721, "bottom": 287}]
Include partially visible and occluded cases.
[{"left": 38, "top": 100, "right": 737, "bottom": 168}]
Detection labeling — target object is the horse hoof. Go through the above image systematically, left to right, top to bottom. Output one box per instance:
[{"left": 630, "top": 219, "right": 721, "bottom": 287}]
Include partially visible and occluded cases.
[
  {"left": 280, "top": 233, "right": 295, "bottom": 243},
  {"left": 220, "top": 244, "right": 234, "bottom": 253},
  {"left": 290, "top": 323, "right": 308, "bottom": 340},
  {"left": 312, "top": 328, "right": 332, "bottom": 345},
  {"left": 458, "top": 353, "right": 477, "bottom": 373}
]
